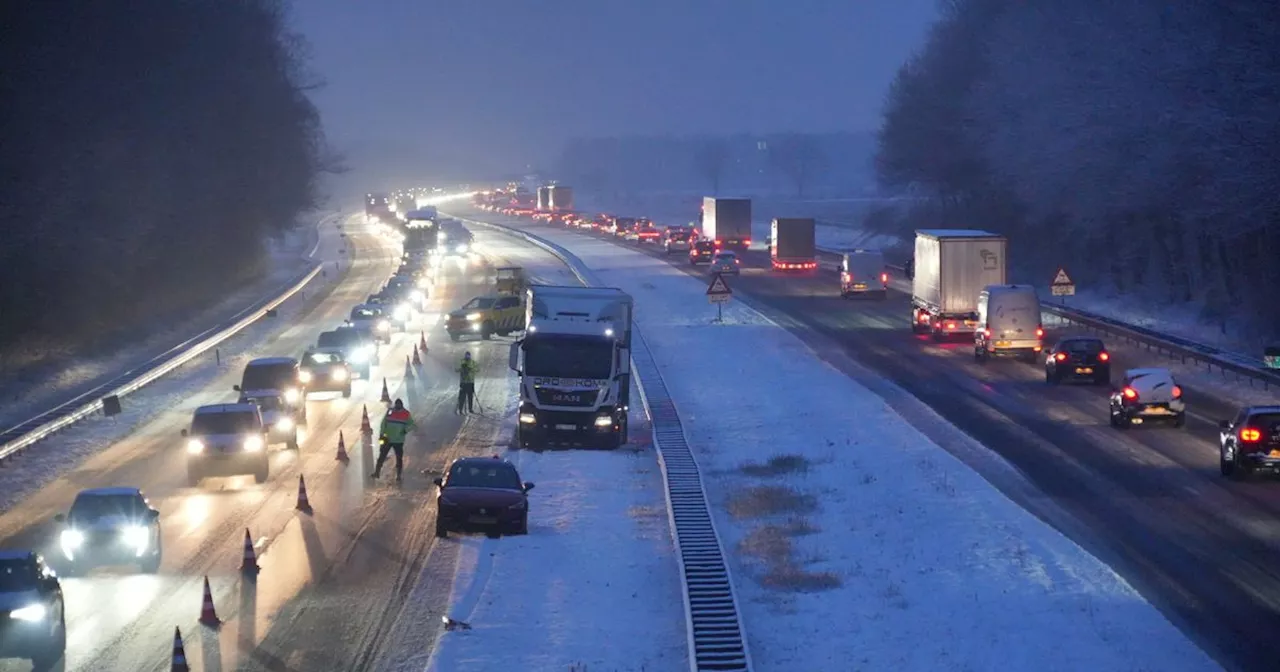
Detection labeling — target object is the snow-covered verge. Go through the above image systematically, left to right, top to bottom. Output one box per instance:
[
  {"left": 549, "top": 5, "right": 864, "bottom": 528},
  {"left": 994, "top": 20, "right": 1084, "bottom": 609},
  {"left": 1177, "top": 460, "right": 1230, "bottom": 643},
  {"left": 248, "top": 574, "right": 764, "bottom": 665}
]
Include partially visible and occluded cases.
[
  {"left": 575, "top": 189, "right": 1273, "bottom": 364},
  {"left": 0, "top": 217, "right": 328, "bottom": 432},
  {"left": 527, "top": 227, "right": 1218, "bottom": 671}
]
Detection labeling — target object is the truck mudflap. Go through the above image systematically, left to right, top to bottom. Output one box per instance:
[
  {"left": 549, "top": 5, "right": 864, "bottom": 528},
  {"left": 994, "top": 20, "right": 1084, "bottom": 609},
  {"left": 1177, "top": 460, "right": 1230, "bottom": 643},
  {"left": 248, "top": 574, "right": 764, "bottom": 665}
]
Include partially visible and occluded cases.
[{"left": 516, "top": 404, "right": 624, "bottom": 450}]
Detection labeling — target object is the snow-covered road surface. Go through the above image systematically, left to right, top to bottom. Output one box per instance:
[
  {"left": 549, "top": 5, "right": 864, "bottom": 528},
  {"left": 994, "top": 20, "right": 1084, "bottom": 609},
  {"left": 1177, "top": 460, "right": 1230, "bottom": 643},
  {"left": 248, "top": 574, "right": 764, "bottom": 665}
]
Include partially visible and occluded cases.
[{"left": 484, "top": 219, "right": 1219, "bottom": 672}]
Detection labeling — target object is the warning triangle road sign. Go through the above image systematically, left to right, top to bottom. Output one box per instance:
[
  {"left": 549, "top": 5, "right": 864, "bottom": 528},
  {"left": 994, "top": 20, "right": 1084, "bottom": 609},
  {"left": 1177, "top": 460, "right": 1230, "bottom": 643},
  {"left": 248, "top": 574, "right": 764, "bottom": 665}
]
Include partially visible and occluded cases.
[
  {"left": 1051, "top": 268, "right": 1073, "bottom": 285},
  {"left": 706, "top": 273, "right": 732, "bottom": 295}
]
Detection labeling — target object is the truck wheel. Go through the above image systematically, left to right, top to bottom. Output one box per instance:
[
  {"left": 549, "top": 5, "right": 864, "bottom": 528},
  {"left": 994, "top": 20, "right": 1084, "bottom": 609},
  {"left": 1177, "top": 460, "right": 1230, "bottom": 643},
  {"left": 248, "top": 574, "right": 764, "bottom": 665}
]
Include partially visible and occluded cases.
[
  {"left": 481, "top": 322, "right": 494, "bottom": 340},
  {"left": 342, "top": 385, "right": 352, "bottom": 398},
  {"left": 254, "top": 463, "right": 270, "bottom": 484}
]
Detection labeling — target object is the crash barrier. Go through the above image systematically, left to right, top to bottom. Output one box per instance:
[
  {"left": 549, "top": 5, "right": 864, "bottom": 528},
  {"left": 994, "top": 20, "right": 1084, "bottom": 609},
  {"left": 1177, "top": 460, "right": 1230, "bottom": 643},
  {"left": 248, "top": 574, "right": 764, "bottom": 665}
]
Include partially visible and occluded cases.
[
  {"left": 455, "top": 214, "right": 753, "bottom": 672},
  {"left": 811, "top": 247, "right": 1280, "bottom": 391},
  {"left": 0, "top": 263, "right": 324, "bottom": 461}
]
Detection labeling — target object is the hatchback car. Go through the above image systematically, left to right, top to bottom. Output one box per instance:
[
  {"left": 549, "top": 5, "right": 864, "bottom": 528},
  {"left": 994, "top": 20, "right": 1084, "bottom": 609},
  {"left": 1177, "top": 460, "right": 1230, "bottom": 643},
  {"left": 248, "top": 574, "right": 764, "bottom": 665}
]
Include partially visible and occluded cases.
[
  {"left": 689, "top": 241, "right": 715, "bottom": 265},
  {"left": 710, "top": 251, "right": 740, "bottom": 275},
  {"left": 1045, "top": 337, "right": 1111, "bottom": 384},
  {"left": 298, "top": 349, "right": 352, "bottom": 398},
  {"left": 1109, "top": 368, "right": 1186, "bottom": 429},
  {"left": 183, "top": 403, "right": 272, "bottom": 485},
  {"left": 1218, "top": 405, "right": 1280, "bottom": 480},
  {"left": 433, "top": 456, "right": 534, "bottom": 538},
  {"left": 54, "top": 488, "right": 161, "bottom": 575},
  {"left": 0, "top": 551, "right": 64, "bottom": 670}
]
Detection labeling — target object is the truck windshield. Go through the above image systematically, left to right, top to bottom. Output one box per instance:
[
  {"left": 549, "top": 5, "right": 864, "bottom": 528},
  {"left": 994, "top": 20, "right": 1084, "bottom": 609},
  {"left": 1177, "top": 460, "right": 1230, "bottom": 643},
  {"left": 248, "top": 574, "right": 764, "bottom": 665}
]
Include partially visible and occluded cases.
[{"left": 524, "top": 337, "right": 613, "bottom": 380}]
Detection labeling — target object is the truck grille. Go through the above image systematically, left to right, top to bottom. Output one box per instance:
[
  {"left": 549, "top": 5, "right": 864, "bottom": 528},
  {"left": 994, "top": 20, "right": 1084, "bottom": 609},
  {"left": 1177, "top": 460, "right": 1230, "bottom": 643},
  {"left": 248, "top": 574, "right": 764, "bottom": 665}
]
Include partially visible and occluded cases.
[{"left": 534, "top": 388, "right": 596, "bottom": 407}]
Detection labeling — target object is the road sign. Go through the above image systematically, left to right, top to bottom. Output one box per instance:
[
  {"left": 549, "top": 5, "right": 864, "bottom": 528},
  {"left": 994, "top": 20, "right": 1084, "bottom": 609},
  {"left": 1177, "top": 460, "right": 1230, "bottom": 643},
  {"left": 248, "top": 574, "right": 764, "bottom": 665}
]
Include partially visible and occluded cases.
[
  {"left": 1051, "top": 267, "right": 1075, "bottom": 296},
  {"left": 707, "top": 273, "right": 732, "bottom": 304}
]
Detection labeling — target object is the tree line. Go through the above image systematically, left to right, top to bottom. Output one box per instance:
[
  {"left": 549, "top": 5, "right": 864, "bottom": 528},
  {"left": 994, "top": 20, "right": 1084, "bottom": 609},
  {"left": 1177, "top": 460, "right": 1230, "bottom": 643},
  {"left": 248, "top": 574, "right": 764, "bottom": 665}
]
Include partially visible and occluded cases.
[
  {"left": 0, "top": 0, "right": 329, "bottom": 367},
  {"left": 873, "top": 0, "right": 1280, "bottom": 339}
]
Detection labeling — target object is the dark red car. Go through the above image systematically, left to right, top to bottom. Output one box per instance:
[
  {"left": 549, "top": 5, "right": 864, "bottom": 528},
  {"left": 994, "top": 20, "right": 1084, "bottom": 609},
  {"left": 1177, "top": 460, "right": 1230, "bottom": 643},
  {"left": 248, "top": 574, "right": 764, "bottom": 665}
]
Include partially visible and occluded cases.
[{"left": 433, "top": 456, "right": 533, "bottom": 537}]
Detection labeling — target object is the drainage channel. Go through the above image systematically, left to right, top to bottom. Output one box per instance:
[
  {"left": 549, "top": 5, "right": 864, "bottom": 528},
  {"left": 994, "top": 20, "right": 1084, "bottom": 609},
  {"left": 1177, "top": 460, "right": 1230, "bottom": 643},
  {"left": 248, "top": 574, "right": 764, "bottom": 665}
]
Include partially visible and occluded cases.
[{"left": 455, "top": 215, "right": 753, "bottom": 671}]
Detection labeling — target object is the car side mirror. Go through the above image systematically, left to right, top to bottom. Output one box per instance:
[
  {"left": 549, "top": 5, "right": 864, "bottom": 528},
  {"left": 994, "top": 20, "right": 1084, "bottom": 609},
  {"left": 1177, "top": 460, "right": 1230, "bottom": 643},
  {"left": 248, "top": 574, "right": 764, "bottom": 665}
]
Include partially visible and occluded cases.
[
  {"left": 233, "top": 384, "right": 242, "bottom": 392},
  {"left": 1219, "top": 420, "right": 1232, "bottom": 430},
  {"left": 180, "top": 429, "right": 188, "bottom": 437},
  {"left": 432, "top": 477, "right": 443, "bottom": 487},
  {"left": 523, "top": 482, "right": 535, "bottom": 492},
  {"left": 54, "top": 513, "right": 65, "bottom": 523}
]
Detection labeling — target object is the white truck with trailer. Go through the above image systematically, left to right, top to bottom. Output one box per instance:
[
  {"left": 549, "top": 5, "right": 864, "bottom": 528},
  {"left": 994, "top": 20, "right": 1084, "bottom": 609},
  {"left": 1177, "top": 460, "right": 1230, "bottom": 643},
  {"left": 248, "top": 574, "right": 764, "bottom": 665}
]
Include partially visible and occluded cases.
[
  {"left": 548, "top": 185, "right": 574, "bottom": 212},
  {"left": 911, "top": 229, "right": 1007, "bottom": 340},
  {"left": 509, "top": 285, "right": 633, "bottom": 449}
]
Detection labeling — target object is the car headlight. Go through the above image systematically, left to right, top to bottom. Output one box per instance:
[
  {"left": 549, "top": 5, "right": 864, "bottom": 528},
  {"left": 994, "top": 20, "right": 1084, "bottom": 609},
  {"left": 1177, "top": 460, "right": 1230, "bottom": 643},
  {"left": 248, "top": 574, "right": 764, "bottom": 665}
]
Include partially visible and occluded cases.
[
  {"left": 457, "top": 244, "right": 469, "bottom": 253},
  {"left": 417, "top": 278, "right": 430, "bottom": 289},
  {"left": 411, "top": 290, "right": 425, "bottom": 302},
  {"left": 394, "top": 306, "right": 409, "bottom": 319},
  {"left": 466, "top": 312, "right": 481, "bottom": 321},
  {"left": 377, "top": 320, "right": 391, "bottom": 331},
  {"left": 348, "top": 349, "right": 369, "bottom": 363},
  {"left": 332, "top": 368, "right": 348, "bottom": 380},
  {"left": 298, "top": 370, "right": 313, "bottom": 384},
  {"left": 284, "top": 388, "right": 300, "bottom": 403},
  {"left": 519, "top": 413, "right": 536, "bottom": 424},
  {"left": 594, "top": 416, "right": 613, "bottom": 427},
  {"left": 275, "top": 417, "right": 294, "bottom": 432},
  {"left": 244, "top": 435, "right": 265, "bottom": 452},
  {"left": 186, "top": 439, "right": 205, "bottom": 454},
  {"left": 508, "top": 499, "right": 527, "bottom": 510},
  {"left": 122, "top": 525, "right": 149, "bottom": 550},
  {"left": 60, "top": 529, "right": 84, "bottom": 549},
  {"left": 10, "top": 604, "right": 47, "bottom": 622}
]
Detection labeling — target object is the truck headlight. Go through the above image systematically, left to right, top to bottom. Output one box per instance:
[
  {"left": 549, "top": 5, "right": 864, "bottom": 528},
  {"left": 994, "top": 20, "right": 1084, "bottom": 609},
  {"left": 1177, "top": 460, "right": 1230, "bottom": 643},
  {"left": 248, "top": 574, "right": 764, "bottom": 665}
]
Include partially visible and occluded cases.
[
  {"left": 457, "top": 244, "right": 468, "bottom": 253},
  {"left": 411, "top": 290, "right": 425, "bottom": 302},
  {"left": 394, "top": 305, "right": 409, "bottom": 320},
  {"left": 466, "top": 313, "right": 481, "bottom": 321},
  {"left": 377, "top": 320, "right": 391, "bottom": 331},
  {"left": 349, "top": 349, "right": 369, "bottom": 363},
  {"left": 332, "top": 368, "right": 348, "bottom": 381},
  {"left": 298, "top": 370, "right": 313, "bottom": 384},
  {"left": 284, "top": 388, "right": 300, "bottom": 403},
  {"left": 519, "top": 413, "right": 536, "bottom": 424},
  {"left": 594, "top": 416, "right": 613, "bottom": 427},
  {"left": 275, "top": 417, "right": 294, "bottom": 432},
  {"left": 244, "top": 435, "right": 265, "bottom": 452},
  {"left": 186, "top": 439, "right": 205, "bottom": 454},
  {"left": 122, "top": 525, "right": 149, "bottom": 551},
  {"left": 60, "top": 529, "right": 84, "bottom": 549},
  {"left": 10, "top": 604, "right": 47, "bottom": 622}
]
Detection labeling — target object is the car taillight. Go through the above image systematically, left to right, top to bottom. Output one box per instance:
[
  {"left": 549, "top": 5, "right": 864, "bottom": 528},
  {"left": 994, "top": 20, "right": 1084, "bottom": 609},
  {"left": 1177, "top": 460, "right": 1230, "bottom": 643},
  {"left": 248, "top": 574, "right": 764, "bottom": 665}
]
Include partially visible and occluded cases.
[
  {"left": 744, "top": 239, "right": 751, "bottom": 246},
  {"left": 881, "top": 272, "right": 888, "bottom": 283},
  {"left": 946, "top": 322, "right": 956, "bottom": 330},
  {"left": 1035, "top": 326, "right": 1044, "bottom": 338},
  {"left": 1098, "top": 351, "right": 1109, "bottom": 361},
  {"left": 1055, "top": 352, "right": 1067, "bottom": 361},
  {"left": 1171, "top": 385, "right": 1182, "bottom": 399},
  {"left": 1122, "top": 387, "right": 1138, "bottom": 400},
  {"left": 1240, "top": 428, "right": 1262, "bottom": 442}
]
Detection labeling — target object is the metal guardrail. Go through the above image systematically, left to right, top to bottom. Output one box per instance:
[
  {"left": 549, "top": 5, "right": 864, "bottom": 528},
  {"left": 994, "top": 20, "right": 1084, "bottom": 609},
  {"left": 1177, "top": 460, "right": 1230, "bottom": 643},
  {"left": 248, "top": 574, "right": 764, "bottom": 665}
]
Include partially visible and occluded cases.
[
  {"left": 453, "top": 214, "right": 754, "bottom": 672},
  {"left": 812, "top": 247, "right": 1280, "bottom": 391},
  {"left": 0, "top": 262, "right": 324, "bottom": 461}
]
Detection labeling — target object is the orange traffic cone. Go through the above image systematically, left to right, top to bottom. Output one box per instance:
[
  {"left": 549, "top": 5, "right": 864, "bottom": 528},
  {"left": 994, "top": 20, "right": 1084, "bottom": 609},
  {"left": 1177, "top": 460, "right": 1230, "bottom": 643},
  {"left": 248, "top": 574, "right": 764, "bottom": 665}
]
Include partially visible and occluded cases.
[
  {"left": 419, "top": 332, "right": 428, "bottom": 353},
  {"left": 412, "top": 344, "right": 422, "bottom": 366},
  {"left": 404, "top": 355, "right": 414, "bottom": 378},
  {"left": 380, "top": 378, "right": 391, "bottom": 403},
  {"left": 361, "top": 405, "right": 371, "bottom": 432},
  {"left": 335, "top": 431, "right": 349, "bottom": 462},
  {"left": 296, "top": 475, "right": 312, "bottom": 513},
  {"left": 241, "top": 529, "right": 259, "bottom": 576},
  {"left": 198, "top": 576, "right": 220, "bottom": 627},
  {"left": 171, "top": 626, "right": 189, "bottom": 671}
]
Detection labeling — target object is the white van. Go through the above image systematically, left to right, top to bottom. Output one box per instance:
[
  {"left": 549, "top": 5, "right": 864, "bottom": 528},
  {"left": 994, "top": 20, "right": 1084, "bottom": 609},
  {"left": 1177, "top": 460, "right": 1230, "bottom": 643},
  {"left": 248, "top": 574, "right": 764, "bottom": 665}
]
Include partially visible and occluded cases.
[
  {"left": 840, "top": 249, "right": 888, "bottom": 299},
  {"left": 975, "top": 284, "right": 1043, "bottom": 361}
]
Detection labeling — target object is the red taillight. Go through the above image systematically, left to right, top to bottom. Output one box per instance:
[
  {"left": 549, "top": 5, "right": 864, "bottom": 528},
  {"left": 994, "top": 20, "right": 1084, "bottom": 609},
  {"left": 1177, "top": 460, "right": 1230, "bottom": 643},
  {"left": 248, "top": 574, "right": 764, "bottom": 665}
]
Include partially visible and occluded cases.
[
  {"left": 744, "top": 239, "right": 751, "bottom": 246},
  {"left": 881, "top": 272, "right": 888, "bottom": 283},
  {"left": 1035, "top": 327, "right": 1044, "bottom": 338},
  {"left": 1098, "top": 351, "right": 1109, "bottom": 362},
  {"left": 1054, "top": 352, "right": 1067, "bottom": 361},
  {"left": 1171, "top": 385, "right": 1182, "bottom": 399},
  {"left": 1122, "top": 387, "right": 1138, "bottom": 400},
  {"left": 1241, "top": 428, "right": 1262, "bottom": 442}
]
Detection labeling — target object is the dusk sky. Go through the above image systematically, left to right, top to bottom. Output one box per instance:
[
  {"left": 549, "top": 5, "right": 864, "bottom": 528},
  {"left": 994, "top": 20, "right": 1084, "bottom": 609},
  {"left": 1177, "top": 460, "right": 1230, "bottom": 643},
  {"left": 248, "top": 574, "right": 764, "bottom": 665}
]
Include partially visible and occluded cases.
[{"left": 291, "top": 0, "right": 938, "bottom": 187}]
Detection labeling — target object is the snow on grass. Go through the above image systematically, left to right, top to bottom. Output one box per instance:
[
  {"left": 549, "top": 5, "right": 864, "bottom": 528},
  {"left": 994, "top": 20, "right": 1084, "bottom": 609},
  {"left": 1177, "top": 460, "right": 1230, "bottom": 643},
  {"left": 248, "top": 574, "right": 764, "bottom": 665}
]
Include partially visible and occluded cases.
[
  {"left": 0, "top": 219, "right": 325, "bottom": 431},
  {"left": 529, "top": 226, "right": 1217, "bottom": 672}
]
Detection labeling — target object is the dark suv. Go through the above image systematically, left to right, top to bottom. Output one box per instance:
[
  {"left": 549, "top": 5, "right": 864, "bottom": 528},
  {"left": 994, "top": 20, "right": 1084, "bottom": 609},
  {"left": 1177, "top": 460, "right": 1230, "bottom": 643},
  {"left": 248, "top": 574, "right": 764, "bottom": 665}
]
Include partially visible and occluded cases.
[
  {"left": 689, "top": 241, "right": 715, "bottom": 265},
  {"left": 299, "top": 349, "right": 352, "bottom": 398},
  {"left": 234, "top": 357, "right": 306, "bottom": 426},
  {"left": 1219, "top": 405, "right": 1280, "bottom": 480},
  {"left": 53, "top": 488, "right": 162, "bottom": 574},
  {"left": 0, "top": 551, "right": 65, "bottom": 670}
]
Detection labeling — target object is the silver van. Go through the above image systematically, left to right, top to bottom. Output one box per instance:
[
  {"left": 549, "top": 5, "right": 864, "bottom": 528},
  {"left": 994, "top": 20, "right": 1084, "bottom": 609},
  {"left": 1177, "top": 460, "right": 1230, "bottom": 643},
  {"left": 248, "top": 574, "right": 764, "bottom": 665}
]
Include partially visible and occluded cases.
[
  {"left": 840, "top": 249, "right": 887, "bottom": 299},
  {"left": 975, "top": 284, "right": 1043, "bottom": 362}
]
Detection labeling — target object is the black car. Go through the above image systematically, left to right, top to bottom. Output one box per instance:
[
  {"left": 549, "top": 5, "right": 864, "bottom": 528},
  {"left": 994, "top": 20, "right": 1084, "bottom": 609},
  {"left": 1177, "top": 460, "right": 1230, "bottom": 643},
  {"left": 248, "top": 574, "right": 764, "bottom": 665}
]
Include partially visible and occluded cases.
[
  {"left": 689, "top": 240, "right": 715, "bottom": 265},
  {"left": 1045, "top": 337, "right": 1111, "bottom": 385},
  {"left": 298, "top": 349, "right": 352, "bottom": 397},
  {"left": 1219, "top": 405, "right": 1280, "bottom": 480},
  {"left": 433, "top": 456, "right": 534, "bottom": 538},
  {"left": 53, "top": 487, "right": 162, "bottom": 574},
  {"left": 0, "top": 551, "right": 65, "bottom": 670}
]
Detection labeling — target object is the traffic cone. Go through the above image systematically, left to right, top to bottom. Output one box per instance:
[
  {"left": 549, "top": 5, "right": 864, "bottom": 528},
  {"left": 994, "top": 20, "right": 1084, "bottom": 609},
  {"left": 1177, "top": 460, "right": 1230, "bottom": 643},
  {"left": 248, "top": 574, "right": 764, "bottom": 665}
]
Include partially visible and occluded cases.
[
  {"left": 419, "top": 332, "right": 428, "bottom": 353},
  {"left": 412, "top": 344, "right": 422, "bottom": 366},
  {"left": 380, "top": 378, "right": 391, "bottom": 403},
  {"left": 361, "top": 405, "right": 371, "bottom": 432},
  {"left": 335, "top": 431, "right": 349, "bottom": 462},
  {"left": 296, "top": 475, "right": 312, "bottom": 513},
  {"left": 240, "top": 529, "right": 259, "bottom": 576},
  {"left": 198, "top": 576, "right": 220, "bottom": 627},
  {"left": 171, "top": 626, "right": 189, "bottom": 671}
]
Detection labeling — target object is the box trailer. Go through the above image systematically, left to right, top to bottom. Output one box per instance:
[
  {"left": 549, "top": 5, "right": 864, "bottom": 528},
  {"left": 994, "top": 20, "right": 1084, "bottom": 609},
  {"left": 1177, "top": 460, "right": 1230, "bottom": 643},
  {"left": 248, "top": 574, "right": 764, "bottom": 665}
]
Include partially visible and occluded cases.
[
  {"left": 701, "top": 197, "right": 751, "bottom": 251},
  {"left": 770, "top": 218, "right": 817, "bottom": 271},
  {"left": 911, "top": 229, "right": 1007, "bottom": 340}
]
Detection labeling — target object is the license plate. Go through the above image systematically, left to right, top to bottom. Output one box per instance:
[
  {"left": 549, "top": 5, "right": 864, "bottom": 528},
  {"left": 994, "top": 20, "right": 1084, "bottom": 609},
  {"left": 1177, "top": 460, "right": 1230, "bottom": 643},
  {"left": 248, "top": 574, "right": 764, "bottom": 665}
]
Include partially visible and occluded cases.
[
  {"left": 853, "top": 283, "right": 867, "bottom": 289},
  {"left": 965, "top": 321, "right": 977, "bottom": 327},
  {"left": 995, "top": 341, "right": 1011, "bottom": 347},
  {"left": 1075, "top": 367, "right": 1093, "bottom": 374},
  {"left": 1143, "top": 407, "right": 1171, "bottom": 415},
  {"left": 554, "top": 423, "right": 576, "bottom": 431},
  {"left": 1270, "top": 450, "right": 1280, "bottom": 458},
  {"left": 468, "top": 516, "right": 496, "bottom": 525}
]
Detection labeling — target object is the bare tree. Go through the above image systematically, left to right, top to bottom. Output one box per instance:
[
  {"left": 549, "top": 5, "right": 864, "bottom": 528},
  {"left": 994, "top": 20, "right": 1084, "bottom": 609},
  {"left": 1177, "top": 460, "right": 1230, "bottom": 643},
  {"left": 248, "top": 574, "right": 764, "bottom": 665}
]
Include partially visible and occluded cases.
[
  {"left": 768, "top": 134, "right": 827, "bottom": 198},
  {"left": 695, "top": 138, "right": 732, "bottom": 195}
]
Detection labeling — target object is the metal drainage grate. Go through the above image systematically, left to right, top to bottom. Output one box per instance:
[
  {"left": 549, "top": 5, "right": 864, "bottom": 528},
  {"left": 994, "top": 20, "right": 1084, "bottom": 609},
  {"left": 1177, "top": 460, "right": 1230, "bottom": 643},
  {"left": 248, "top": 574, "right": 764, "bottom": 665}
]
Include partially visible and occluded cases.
[{"left": 630, "top": 329, "right": 752, "bottom": 672}]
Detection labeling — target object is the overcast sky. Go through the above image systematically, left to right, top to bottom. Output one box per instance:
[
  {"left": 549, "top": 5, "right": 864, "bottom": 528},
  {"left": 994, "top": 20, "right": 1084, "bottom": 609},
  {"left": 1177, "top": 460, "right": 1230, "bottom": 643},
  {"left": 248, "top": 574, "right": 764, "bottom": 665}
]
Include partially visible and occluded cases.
[{"left": 292, "top": 0, "right": 937, "bottom": 186}]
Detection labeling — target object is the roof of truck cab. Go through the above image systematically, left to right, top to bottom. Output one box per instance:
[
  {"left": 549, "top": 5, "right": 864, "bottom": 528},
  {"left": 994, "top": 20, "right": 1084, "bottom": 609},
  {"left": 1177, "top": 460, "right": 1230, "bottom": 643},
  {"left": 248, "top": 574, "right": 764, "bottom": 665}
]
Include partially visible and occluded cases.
[
  {"left": 916, "top": 229, "right": 1004, "bottom": 238},
  {"left": 247, "top": 357, "right": 297, "bottom": 366}
]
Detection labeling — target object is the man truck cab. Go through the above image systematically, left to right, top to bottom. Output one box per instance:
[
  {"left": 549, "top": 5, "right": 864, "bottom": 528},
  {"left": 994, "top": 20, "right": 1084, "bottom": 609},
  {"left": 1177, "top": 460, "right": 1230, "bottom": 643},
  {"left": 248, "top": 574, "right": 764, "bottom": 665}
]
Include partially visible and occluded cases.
[{"left": 975, "top": 285, "right": 1044, "bottom": 362}]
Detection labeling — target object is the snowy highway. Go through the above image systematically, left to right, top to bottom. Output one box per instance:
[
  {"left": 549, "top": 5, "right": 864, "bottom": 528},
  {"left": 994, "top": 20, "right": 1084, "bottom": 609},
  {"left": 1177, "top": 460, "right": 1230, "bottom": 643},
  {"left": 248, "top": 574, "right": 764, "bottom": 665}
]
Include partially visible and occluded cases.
[
  {"left": 465, "top": 207, "right": 1258, "bottom": 671},
  {"left": 0, "top": 217, "right": 681, "bottom": 671}
]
